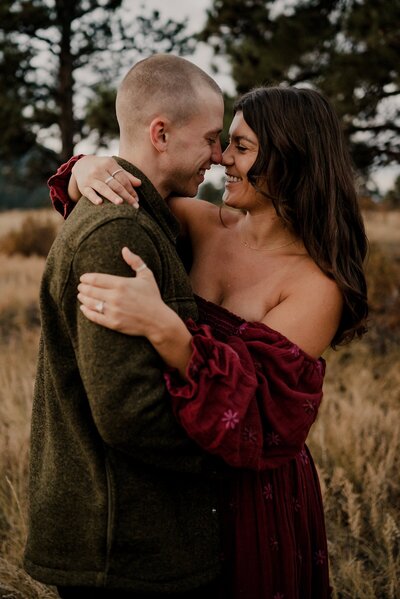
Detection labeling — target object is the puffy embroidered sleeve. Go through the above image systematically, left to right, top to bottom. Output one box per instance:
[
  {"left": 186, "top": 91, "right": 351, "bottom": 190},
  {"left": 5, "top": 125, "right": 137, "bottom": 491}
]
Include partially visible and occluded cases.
[
  {"left": 48, "top": 154, "right": 84, "bottom": 219},
  {"left": 165, "top": 320, "right": 325, "bottom": 470}
]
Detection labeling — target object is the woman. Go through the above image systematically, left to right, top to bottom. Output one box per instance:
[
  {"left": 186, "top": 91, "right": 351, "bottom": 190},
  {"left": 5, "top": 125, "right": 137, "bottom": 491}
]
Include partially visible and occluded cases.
[{"left": 49, "top": 86, "right": 368, "bottom": 599}]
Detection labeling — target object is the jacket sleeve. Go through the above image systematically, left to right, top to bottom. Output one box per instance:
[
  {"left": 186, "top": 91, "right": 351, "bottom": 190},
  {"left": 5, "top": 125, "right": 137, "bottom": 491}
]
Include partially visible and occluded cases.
[
  {"left": 48, "top": 155, "right": 83, "bottom": 218},
  {"left": 62, "top": 218, "right": 218, "bottom": 474},
  {"left": 165, "top": 320, "right": 326, "bottom": 470}
]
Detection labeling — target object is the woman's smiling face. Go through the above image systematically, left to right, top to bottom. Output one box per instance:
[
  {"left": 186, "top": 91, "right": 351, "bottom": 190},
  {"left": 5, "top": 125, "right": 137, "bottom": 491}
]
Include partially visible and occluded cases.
[{"left": 222, "top": 111, "right": 265, "bottom": 210}]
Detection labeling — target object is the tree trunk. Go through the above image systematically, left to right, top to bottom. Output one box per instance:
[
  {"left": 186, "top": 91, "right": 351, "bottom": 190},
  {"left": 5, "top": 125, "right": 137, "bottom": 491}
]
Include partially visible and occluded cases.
[{"left": 56, "top": 0, "right": 75, "bottom": 162}]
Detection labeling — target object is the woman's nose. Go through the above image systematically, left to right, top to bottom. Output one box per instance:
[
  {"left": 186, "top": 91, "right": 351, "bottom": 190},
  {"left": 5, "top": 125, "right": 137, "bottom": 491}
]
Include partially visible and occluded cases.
[{"left": 221, "top": 147, "right": 234, "bottom": 166}]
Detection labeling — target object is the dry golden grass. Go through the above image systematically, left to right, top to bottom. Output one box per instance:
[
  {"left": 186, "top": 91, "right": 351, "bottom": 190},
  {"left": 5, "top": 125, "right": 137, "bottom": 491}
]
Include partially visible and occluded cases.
[
  {"left": 0, "top": 208, "right": 399, "bottom": 598},
  {"left": 0, "top": 209, "right": 61, "bottom": 239},
  {"left": 0, "top": 210, "right": 61, "bottom": 258},
  {"left": 363, "top": 210, "right": 400, "bottom": 246},
  {"left": 0, "top": 255, "right": 45, "bottom": 339},
  {"left": 0, "top": 258, "right": 58, "bottom": 596},
  {"left": 0, "top": 329, "right": 58, "bottom": 598},
  {"left": 310, "top": 342, "right": 400, "bottom": 598}
]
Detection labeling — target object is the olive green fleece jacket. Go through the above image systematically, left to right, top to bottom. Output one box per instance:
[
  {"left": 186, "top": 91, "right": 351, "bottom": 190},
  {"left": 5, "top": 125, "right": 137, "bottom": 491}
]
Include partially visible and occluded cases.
[{"left": 24, "top": 159, "right": 222, "bottom": 592}]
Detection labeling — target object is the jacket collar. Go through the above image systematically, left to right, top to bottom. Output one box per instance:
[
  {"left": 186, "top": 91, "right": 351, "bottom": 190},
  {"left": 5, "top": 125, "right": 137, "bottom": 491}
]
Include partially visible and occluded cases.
[{"left": 114, "top": 156, "right": 181, "bottom": 244}]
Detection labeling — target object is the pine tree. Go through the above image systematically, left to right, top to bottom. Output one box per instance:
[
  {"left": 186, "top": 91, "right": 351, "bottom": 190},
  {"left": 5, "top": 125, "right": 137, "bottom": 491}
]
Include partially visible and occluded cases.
[
  {"left": 0, "top": 0, "right": 194, "bottom": 161},
  {"left": 201, "top": 0, "right": 400, "bottom": 173}
]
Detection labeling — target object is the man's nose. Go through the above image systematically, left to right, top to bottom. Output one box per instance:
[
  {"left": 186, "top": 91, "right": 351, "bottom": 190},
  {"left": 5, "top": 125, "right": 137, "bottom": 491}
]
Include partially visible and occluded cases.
[{"left": 211, "top": 139, "right": 223, "bottom": 165}]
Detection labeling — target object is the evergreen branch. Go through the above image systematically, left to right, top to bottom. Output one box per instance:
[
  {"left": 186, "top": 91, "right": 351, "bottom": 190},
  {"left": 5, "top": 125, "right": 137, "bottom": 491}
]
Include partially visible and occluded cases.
[
  {"left": 30, "top": 33, "right": 58, "bottom": 54},
  {"left": 348, "top": 123, "right": 400, "bottom": 135}
]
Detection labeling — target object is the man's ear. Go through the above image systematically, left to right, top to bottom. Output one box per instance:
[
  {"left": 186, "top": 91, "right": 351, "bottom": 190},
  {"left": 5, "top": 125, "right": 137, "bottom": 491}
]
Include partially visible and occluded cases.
[{"left": 149, "top": 117, "right": 170, "bottom": 152}]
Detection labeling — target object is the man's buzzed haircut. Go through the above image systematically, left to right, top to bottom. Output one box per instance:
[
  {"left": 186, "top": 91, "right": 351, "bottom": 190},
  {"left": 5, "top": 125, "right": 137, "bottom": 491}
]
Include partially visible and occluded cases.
[{"left": 116, "top": 54, "right": 222, "bottom": 136}]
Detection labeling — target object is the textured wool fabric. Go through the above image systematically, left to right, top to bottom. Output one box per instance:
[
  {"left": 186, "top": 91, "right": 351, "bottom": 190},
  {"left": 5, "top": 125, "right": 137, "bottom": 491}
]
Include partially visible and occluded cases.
[
  {"left": 24, "top": 161, "right": 222, "bottom": 592},
  {"left": 165, "top": 296, "right": 331, "bottom": 599}
]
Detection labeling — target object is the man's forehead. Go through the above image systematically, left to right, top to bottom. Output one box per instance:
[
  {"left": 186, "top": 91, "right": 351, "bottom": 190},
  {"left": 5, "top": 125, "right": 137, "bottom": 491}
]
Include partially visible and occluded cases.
[{"left": 196, "top": 87, "right": 224, "bottom": 122}]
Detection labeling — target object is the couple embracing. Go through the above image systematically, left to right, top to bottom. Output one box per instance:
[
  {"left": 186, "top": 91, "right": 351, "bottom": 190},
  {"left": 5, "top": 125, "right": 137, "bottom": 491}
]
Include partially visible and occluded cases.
[{"left": 24, "top": 54, "right": 367, "bottom": 599}]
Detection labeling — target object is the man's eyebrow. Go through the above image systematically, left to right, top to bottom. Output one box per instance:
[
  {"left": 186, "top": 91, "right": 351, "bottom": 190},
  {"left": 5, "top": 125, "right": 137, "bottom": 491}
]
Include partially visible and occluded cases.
[{"left": 206, "top": 129, "right": 223, "bottom": 136}]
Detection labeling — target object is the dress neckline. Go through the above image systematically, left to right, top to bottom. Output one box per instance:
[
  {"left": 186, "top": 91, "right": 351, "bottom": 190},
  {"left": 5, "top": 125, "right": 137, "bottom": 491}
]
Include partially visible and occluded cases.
[
  {"left": 194, "top": 293, "right": 244, "bottom": 324},
  {"left": 194, "top": 294, "right": 323, "bottom": 365}
]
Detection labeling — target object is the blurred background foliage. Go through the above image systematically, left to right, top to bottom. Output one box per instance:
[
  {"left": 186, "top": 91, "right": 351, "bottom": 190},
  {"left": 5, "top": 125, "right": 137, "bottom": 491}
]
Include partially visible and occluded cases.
[{"left": 0, "top": 0, "right": 399, "bottom": 209}]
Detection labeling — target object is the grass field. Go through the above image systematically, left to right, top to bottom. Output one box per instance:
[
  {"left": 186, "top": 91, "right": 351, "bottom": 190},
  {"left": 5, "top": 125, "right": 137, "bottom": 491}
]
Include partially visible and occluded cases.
[{"left": 0, "top": 208, "right": 399, "bottom": 598}]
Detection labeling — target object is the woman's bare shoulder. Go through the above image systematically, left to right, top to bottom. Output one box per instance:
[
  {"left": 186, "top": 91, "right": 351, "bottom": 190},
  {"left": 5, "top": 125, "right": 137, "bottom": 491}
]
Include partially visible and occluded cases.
[
  {"left": 168, "top": 196, "right": 218, "bottom": 217},
  {"left": 168, "top": 197, "right": 240, "bottom": 236},
  {"left": 262, "top": 257, "right": 343, "bottom": 358},
  {"left": 291, "top": 257, "right": 342, "bottom": 306}
]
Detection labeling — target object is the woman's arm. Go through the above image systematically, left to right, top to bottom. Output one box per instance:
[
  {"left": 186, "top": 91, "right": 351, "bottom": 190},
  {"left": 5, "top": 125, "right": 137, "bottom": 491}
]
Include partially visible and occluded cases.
[
  {"left": 48, "top": 155, "right": 141, "bottom": 218},
  {"left": 48, "top": 155, "right": 84, "bottom": 218},
  {"left": 49, "top": 155, "right": 222, "bottom": 239},
  {"left": 71, "top": 158, "right": 221, "bottom": 239},
  {"left": 78, "top": 247, "right": 194, "bottom": 378}
]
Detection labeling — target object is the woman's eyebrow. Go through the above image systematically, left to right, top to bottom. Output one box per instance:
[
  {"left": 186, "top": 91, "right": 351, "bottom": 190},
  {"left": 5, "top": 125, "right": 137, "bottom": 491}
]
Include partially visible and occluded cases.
[{"left": 231, "top": 134, "right": 257, "bottom": 145}]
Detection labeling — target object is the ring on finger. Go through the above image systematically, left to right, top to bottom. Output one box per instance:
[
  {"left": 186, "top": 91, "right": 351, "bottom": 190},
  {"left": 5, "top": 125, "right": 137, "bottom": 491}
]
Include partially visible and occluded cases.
[
  {"left": 111, "top": 168, "right": 123, "bottom": 177},
  {"left": 105, "top": 175, "right": 114, "bottom": 184},
  {"left": 136, "top": 263, "right": 147, "bottom": 273},
  {"left": 95, "top": 300, "right": 105, "bottom": 314}
]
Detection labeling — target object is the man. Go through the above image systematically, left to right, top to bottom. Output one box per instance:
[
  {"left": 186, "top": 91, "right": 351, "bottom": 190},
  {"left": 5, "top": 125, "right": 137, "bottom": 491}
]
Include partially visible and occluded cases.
[{"left": 24, "top": 54, "right": 224, "bottom": 598}]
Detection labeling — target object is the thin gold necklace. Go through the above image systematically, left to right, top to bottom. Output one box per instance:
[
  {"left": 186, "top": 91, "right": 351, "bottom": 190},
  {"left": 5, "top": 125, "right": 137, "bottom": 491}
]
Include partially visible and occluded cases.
[{"left": 239, "top": 227, "right": 297, "bottom": 252}]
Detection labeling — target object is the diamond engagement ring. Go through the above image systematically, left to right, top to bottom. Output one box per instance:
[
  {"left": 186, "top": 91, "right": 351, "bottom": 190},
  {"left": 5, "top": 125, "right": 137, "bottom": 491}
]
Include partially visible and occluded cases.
[
  {"left": 136, "top": 263, "right": 148, "bottom": 273},
  {"left": 95, "top": 300, "right": 105, "bottom": 314}
]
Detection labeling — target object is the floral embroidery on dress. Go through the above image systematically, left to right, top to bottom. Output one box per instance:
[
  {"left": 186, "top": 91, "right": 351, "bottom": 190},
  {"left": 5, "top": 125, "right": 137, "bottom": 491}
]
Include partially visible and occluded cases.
[
  {"left": 238, "top": 322, "right": 248, "bottom": 334},
  {"left": 289, "top": 344, "right": 301, "bottom": 357},
  {"left": 315, "top": 359, "right": 324, "bottom": 375},
  {"left": 190, "top": 364, "right": 199, "bottom": 376},
  {"left": 303, "top": 399, "right": 316, "bottom": 415},
  {"left": 221, "top": 409, "right": 240, "bottom": 430},
  {"left": 242, "top": 425, "right": 258, "bottom": 444},
  {"left": 266, "top": 431, "right": 281, "bottom": 446},
  {"left": 299, "top": 447, "right": 309, "bottom": 465},
  {"left": 263, "top": 483, "right": 273, "bottom": 500},
  {"left": 292, "top": 496, "right": 301, "bottom": 512},
  {"left": 269, "top": 536, "right": 279, "bottom": 551},
  {"left": 314, "top": 549, "right": 327, "bottom": 566}
]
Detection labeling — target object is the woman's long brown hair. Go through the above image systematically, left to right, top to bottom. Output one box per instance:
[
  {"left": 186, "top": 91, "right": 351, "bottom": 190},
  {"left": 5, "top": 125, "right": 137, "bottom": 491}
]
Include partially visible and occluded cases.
[{"left": 234, "top": 86, "right": 368, "bottom": 347}]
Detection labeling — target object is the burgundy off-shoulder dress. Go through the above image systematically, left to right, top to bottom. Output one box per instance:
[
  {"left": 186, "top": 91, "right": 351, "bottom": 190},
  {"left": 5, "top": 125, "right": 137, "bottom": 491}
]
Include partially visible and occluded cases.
[
  {"left": 48, "top": 158, "right": 331, "bottom": 599},
  {"left": 165, "top": 297, "right": 331, "bottom": 599}
]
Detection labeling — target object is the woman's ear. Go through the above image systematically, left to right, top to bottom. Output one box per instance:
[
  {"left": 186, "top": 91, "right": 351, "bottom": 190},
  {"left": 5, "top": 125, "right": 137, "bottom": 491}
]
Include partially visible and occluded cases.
[{"left": 149, "top": 117, "right": 170, "bottom": 152}]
